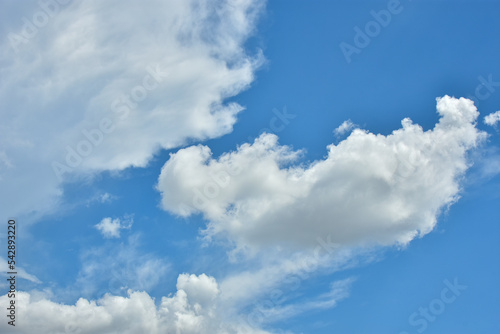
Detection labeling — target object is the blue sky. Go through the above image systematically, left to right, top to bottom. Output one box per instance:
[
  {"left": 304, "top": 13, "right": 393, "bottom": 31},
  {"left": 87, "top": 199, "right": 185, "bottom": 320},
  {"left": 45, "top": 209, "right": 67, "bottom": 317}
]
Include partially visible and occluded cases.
[{"left": 1, "top": 0, "right": 499, "bottom": 333}]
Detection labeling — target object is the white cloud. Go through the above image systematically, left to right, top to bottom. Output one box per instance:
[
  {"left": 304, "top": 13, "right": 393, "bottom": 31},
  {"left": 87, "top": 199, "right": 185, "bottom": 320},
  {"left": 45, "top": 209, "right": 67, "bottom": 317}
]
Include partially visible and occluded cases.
[
  {"left": 0, "top": 0, "right": 265, "bottom": 223},
  {"left": 157, "top": 96, "right": 485, "bottom": 253},
  {"left": 484, "top": 110, "right": 500, "bottom": 126},
  {"left": 334, "top": 119, "right": 356, "bottom": 136},
  {"left": 467, "top": 146, "right": 500, "bottom": 182},
  {"left": 480, "top": 154, "right": 500, "bottom": 178},
  {"left": 85, "top": 192, "right": 116, "bottom": 208},
  {"left": 94, "top": 193, "right": 114, "bottom": 204},
  {"left": 95, "top": 217, "right": 132, "bottom": 239},
  {"left": 72, "top": 235, "right": 169, "bottom": 299},
  {"left": 0, "top": 246, "right": 358, "bottom": 334},
  {"left": 214, "top": 247, "right": 371, "bottom": 333},
  {"left": 0, "top": 257, "right": 41, "bottom": 284},
  {"left": 177, "top": 273, "right": 220, "bottom": 307},
  {"left": 0, "top": 274, "right": 273, "bottom": 334},
  {"left": 249, "top": 278, "right": 354, "bottom": 325}
]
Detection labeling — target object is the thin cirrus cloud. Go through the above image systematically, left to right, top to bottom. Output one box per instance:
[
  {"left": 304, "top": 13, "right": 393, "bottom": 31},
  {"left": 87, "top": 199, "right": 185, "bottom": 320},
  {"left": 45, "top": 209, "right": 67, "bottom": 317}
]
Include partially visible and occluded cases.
[
  {"left": 0, "top": 0, "right": 264, "bottom": 223},
  {"left": 157, "top": 96, "right": 485, "bottom": 254},
  {"left": 333, "top": 119, "right": 357, "bottom": 136},
  {"left": 71, "top": 235, "right": 170, "bottom": 300},
  {"left": 0, "top": 257, "right": 41, "bottom": 285},
  {"left": 250, "top": 278, "right": 355, "bottom": 325}
]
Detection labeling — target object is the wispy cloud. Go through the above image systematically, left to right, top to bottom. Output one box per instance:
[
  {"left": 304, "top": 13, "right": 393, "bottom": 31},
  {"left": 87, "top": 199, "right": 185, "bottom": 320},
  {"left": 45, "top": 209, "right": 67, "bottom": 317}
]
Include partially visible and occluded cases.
[
  {"left": 334, "top": 119, "right": 357, "bottom": 136},
  {"left": 87, "top": 192, "right": 115, "bottom": 206},
  {"left": 72, "top": 234, "right": 169, "bottom": 299},
  {"left": 0, "top": 257, "right": 41, "bottom": 284},
  {"left": 255, "top": 278, "right": 355, "bottom": 324}
]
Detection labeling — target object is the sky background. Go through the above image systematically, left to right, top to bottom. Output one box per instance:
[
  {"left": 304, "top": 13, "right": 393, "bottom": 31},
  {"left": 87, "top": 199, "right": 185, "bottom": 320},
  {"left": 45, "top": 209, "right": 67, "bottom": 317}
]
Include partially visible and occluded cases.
[{"left": 1, "top": 0, "right": 500, "bottom": 333}]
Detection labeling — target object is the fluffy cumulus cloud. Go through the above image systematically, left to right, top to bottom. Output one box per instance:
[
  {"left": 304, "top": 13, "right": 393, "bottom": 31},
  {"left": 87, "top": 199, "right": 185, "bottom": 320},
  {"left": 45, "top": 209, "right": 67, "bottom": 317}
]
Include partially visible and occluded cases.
[
  {"left": 0, "top": 0, "right": 264, "bottom": 222},
  {"left": 157, "top": 96, "right": 485, "bottom": 253},
  {"left": 484, "top": 110, "right": 500, "bottom": 126},
  {"left": 95, "top": 216, "right": 133, "bottom": 239},
  {"left": 0, "top": 274, "right": 272, "bottom": 334}
]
